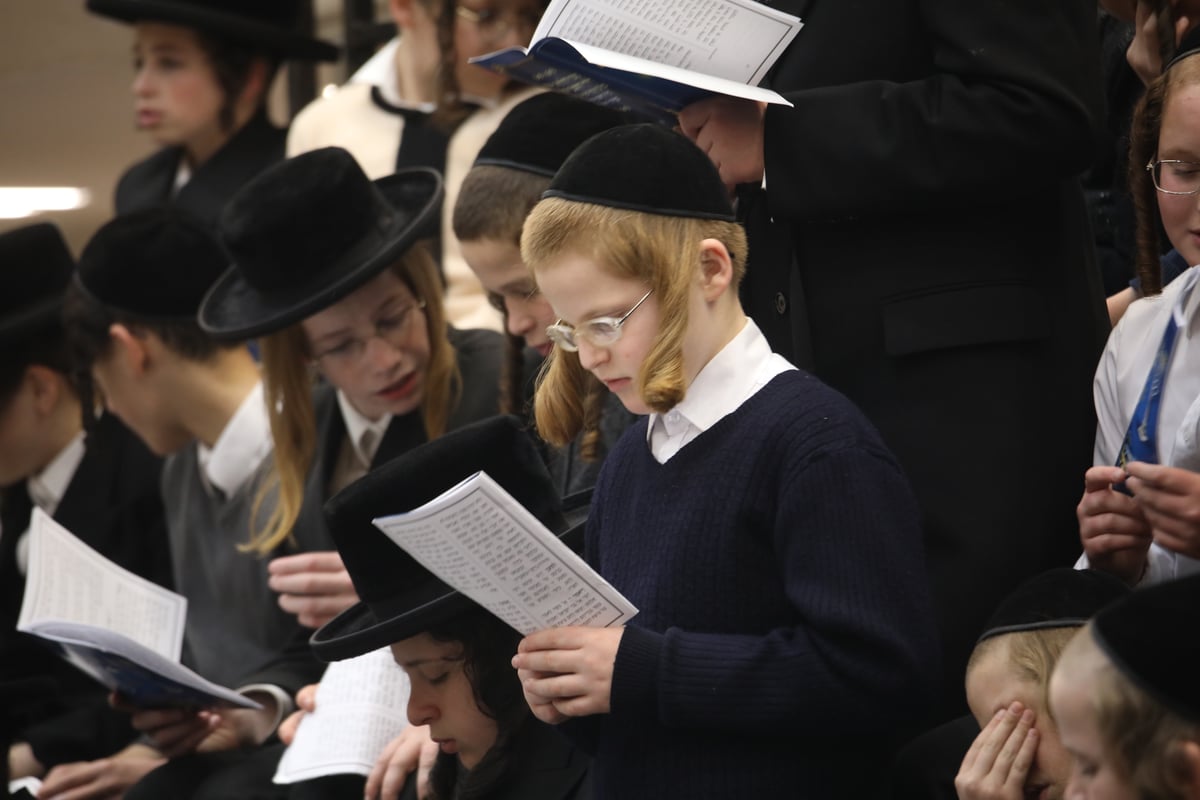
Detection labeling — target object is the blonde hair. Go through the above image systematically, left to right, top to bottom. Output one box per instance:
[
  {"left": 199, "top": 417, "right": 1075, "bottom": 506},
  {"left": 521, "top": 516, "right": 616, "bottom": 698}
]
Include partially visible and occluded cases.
[
  {"left": 522, "top": 199, "right": 747, "bottom": 447},
  {"left": 246, "top": 248, "right": 461, "bottom": 555},
  {"left": 1057, "top": 624, "right": 1200, "bottom": 800},
  {"left": 968, "top": 626, "right": 1079, "bottom": 713}
]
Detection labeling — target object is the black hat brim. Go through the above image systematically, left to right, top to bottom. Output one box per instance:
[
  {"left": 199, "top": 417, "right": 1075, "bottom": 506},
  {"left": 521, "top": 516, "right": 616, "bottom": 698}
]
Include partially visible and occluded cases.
[
  {"left": 86, "top": 0, "right": 339, "bottom": 61},
  {"left": 198, "top": 168, "right": 441, "bottom": 340},
  {"left": 311, "top": 517, "right": 587, "bottom": 661}
]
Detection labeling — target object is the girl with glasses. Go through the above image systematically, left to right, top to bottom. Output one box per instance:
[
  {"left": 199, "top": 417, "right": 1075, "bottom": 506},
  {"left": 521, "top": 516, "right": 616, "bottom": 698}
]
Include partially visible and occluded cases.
[
  {"left": 1078, "top": 46, "right": 1200, "bottom": 593},
  {"left": 511, "top": 124, "right": 941, "bottom": 798}
]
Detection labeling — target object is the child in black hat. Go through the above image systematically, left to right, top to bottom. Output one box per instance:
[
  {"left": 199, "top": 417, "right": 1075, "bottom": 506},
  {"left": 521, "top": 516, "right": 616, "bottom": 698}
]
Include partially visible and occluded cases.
[
  {"left": 85, "top": 0, "right": 338, "bottom": 229},
  {"left": 452, "top": 92, "right": 637, "bottom": 495},
  {"left": 513, "top": 123, "right": 940, "bottom": 798},
  {"left": 197, "top": 148, "right": 501, "bottom": 630},
  {"left": 53, "top": 207, "right": 330, "bottom": 798},
  {"left": 0, "top": 222, "right": 171, "bottom": 786},
  {"left": 306, "top": 415, "right": 590, "bottom": 800},
  {"left": 1049, "top": 574, "right": 1200, "bottom": 799}
]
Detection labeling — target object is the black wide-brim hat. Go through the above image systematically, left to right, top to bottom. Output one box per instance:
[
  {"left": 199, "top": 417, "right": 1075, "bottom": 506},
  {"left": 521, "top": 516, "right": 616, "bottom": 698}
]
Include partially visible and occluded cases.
[
  {"left": 86, "top": 0, "right": 338, "bottom": 61},
  {"left": 199, "top": 147, "right": 442, "bottom": 340},
  {"left": 0, "top": 222, "right": 75, "bottom": 345},
  {"left": 311, "top": 415, "right": 589, "bottom": 662},
  {"left": 1091, "top": 573, "right": 1200, "bottom": 722}
]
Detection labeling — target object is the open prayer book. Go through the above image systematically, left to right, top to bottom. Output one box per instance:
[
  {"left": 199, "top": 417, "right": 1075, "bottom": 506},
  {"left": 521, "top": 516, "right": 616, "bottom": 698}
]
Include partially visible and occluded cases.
[
  {"left": 468, "top": 0, "right": 803, "bottom": 124},
  {"left": 373, "top": 471, "right": 636, "bottom": 635},
  {"left": 16, "top": 509, "right": 259, "bottom": 709},
  {"left": 274, "top": 647, "right": 411, "bottom": 783}
]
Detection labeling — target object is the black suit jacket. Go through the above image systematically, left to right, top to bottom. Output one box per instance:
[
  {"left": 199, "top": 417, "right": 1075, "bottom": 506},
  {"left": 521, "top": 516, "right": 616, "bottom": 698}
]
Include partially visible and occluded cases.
[
  {"left": 741, "top": 0, "right": 1110, "bottom": 717},
  {"left": 114, "top": 112, "right": 285, "bottom": 229},
  {"left": 0, "top": 413, "right": 171, "bottom": 767}
]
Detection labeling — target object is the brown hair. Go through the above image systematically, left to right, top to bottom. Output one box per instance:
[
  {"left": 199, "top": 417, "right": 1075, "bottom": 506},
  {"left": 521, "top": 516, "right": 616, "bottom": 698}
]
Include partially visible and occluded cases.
[
  {"left": 1129, "top": 55, "right": 1200, "bottom": 296},
  {"left": 453, "top": 165, "right": 550, "bottom": 245},
  {"left": 522, "top": 198, "right": 747, "bottom": 447},
  {"left": 247, "top": 247, "right": 460, "bottom": 555},
  {"left": 1057, "top": 625, "right": 1200, "bottom": 800}
]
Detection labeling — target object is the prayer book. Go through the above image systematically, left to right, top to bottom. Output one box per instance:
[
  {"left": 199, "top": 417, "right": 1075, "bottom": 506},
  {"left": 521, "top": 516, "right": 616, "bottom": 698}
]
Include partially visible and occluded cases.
[
  {"left": 469, "top": 0, "right": 803, "bottom": 124},
  {"left": 372, "top": 471, "right": 637, "bottom": 635},
  {"left": 16, "top": 509, "right": 260, "bottom": 709}
]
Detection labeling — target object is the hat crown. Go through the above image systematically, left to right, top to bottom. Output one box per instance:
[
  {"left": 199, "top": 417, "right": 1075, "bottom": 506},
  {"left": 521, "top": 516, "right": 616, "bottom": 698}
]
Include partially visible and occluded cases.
[
  {"left": 544, "top": 123, "right": 735, "bottom": 221},
  {"left": 218, "top": 148, "right": 396, "bottom": 294},
  {"left": 78, "top": 207, "right": 229, "bottom": 319},
  {"left": 0, "top": 223, "right": 74, "bottom": 320},
  {"left": 311, "top": 416, "right": 572, "bottom": 660}
]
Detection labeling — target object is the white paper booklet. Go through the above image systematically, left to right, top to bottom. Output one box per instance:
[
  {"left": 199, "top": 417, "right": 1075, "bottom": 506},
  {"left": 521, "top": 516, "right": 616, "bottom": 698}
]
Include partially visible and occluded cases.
[
  {"left": 469, "top": 0, "right": 803, "bottom": 123},
  {"left": 372, "top": 471, "right": 637, "bottom": 635},
  {"left": 17, "top": 509, "right": 258, "bottom": 709},
  {"left": 274, "top": 647, "right": 411, "bottom": 783}
]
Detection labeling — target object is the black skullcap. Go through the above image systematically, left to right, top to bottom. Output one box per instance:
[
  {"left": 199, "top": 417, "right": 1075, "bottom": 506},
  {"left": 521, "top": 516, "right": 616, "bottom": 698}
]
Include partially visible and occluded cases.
[
  {"left": 1166, "top": 25, "right": 1200, "bottom": 71},
  {"left": 474, "top": 93, "right": 639, "bottom": 177},
  {"left": 543, "top": 123, "right": 736, "bottom": 221},
  {"left": 77, "top": 207, "right": 231, "bottom": 321},
  {"left": 0, "top": 222, "right": 75, "bottom": 345},
  {"left": 311, "top": 415, "right": 589, "bottom": 662},
  {"left": 978, "top": 568, "right": 1129, "bottom": 643},
  {"left": 1092, "top": 573, "right": 1200, "bottom": 722}
]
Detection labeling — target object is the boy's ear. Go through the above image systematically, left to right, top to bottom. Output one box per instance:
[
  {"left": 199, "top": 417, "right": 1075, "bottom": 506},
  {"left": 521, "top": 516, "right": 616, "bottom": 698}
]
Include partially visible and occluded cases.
[
  {"left": 239, "top": 57, "right": 273, "bottom": 108},
  {"left": 697, "top": 238, "right": 734, "bottom": 302},
  {"left": 108, "top": 323, "right": 151, "bottom": 377},
  {"left": 24, "top": 365, "right": 64, "bottom": 417}
]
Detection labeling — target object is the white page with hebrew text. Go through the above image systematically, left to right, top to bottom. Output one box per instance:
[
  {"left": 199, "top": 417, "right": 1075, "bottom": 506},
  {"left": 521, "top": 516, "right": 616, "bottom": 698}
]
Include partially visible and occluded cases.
[
  {"left": 532, "top": 0, "right": 802, "bottom": 85},
  {"left": 373, "top": 472, "right": 636, "bottom": 635},
  {"left": 17, "top": 508, "right": 185, "bottom": 661},
  {"left": 274, "top": 647, "right": 411, "bottom": 783}
]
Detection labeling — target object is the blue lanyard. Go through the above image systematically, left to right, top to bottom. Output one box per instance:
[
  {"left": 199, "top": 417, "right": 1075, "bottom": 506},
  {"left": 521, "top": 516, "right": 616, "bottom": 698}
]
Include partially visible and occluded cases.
[{"left": 1115, "top": 269, "right": 1199, "bottom": 491}]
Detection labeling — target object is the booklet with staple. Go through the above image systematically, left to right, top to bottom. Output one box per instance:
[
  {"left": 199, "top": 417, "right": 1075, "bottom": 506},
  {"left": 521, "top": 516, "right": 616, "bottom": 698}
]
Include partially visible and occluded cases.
[
  {"left": 468, "top": 0, "right": 803, "bottom": 125},
  {"left": 372, "top": 471, "right": 637, "bottom": 635},
  {"left": 16, "top": 509, "right": 259, "bottom": 710}
]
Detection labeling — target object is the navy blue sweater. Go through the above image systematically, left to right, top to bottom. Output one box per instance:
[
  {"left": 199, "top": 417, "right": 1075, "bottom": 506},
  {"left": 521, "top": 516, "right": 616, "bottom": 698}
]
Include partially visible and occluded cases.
[{"left": 578, "top": 370, "right": 940, "bottom": 798}]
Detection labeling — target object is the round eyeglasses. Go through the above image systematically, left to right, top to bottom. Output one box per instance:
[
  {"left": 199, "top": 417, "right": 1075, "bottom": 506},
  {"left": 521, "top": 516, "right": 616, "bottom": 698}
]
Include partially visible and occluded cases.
[
  {"left": 455, "top": 5, "right": 541, "bottom": 43},
  {"left": 1147, "top": 159, "right": 1200, "bottom": 196},
  {"left": 545, "top": 289, "right": 653, "bottom": 353}
]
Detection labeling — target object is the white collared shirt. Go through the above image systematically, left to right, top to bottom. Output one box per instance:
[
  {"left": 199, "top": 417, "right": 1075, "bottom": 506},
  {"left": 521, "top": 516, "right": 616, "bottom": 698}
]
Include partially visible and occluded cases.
[
  {"left": 1079, "top": 265, "right": 1200, "bottom": 583},
  {"left": 647, "top": 319, "right": 795, "bottom": 463},
  {"left": 195, "top": 381, "right": 273, "bottom": 499},
  {"left": 336, "top": 390, "right": 392, "bottom": 469},
  {"left": 15, "top": 431, "right": 87, "bottom": 575}
]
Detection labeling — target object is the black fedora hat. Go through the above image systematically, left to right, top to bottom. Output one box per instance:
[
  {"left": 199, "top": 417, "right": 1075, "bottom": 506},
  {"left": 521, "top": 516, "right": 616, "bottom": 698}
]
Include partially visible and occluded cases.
[
  {"left": 86, "top": 0, "right": 339, "bottom": 62},
  {"left": 199, "top": 147, "right": 442, "bottom": 340},
  {"left": 0, "top": 222, "right": 75, "bottom": 345},
  {"left": 311, "top": 415, "right": 587, "bottom": 662}
]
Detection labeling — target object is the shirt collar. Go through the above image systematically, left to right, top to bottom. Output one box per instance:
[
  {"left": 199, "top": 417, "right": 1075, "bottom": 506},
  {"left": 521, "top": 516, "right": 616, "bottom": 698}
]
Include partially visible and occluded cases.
[
  {"left": 648, "top": 318, "right": 792, "bottom": 438},
  {"left": 196, "top": 381, "right": 272, "bottom": 497},
  {"left": 336, "top": 390, "right": 392, "bottom": 467},
  {"left": 27, "top": 431, "right": 87, "bottom": 515}
]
